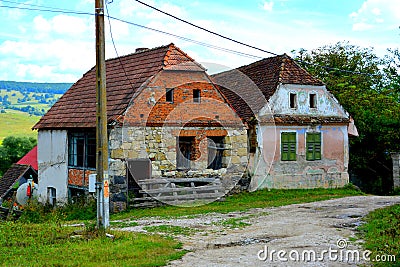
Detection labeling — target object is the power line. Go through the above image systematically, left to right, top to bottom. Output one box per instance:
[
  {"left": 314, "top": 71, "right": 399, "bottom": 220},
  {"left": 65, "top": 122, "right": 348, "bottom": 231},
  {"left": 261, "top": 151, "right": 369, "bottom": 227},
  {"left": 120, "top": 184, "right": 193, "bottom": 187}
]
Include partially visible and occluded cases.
[
  {"left": 132, "top": 0, "right": 390, "bottom": 78},
  {"left": 133, "top": 0, "right": 279, "bottom": 57},
  {"left": 0, "top": 2, "right": 395, "bottom": 78},
  {"left": 0, "top": 3, "right": 93, "bottom": 16},
  {"left": 0, "top": 3, "right": 262, "bottom": 60},
  {"left": 106, "top": 15, "right": 262, "bottom": 59}
]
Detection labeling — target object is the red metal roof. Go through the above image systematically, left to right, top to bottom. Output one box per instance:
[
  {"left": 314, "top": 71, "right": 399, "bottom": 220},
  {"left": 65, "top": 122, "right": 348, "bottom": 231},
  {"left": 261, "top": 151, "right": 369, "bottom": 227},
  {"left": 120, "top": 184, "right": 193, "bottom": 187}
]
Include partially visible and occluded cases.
[
  {"left": 33, "top": 43, "right": 197, "bottom": 129},
  {"left": 16, "top": 146, "right": 38, "bottom": 171}
]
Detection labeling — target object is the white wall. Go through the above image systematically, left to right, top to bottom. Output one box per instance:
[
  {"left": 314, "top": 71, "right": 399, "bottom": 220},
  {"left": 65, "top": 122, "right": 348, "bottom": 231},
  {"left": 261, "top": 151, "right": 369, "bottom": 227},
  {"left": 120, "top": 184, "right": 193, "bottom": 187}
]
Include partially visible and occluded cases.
[
  {"left": 269, "top": 84, "right": 348, "bottom": 118},
  {"left": 37, "top": 130, "right": 68, "bottom": 205}
]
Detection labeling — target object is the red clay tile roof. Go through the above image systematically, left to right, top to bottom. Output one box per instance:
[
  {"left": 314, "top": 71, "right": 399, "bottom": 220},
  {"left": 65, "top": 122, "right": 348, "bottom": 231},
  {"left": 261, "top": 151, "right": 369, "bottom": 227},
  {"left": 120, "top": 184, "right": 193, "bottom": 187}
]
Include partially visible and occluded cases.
[
  {"left": 33, "top": 43, "right": 198, "bottom": 129},
  {"left": 212, "top": 54, "right": 324, "bottom": 121},
  {"left": 273, "top": 115, "right": 349, "bottom": 124},
  {"left": 16, "top": 146, "right": 38, "bottom": 171},
  {"left": 0, "top": 164, "right": 37, "bottom": 199}
]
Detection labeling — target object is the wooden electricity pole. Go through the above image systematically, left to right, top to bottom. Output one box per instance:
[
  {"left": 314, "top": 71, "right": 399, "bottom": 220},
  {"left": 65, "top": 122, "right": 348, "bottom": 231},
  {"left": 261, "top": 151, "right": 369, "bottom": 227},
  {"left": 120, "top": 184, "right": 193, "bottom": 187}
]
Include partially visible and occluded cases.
[{"left": 95, "top": 0, "right": 109, "bottom": 229}]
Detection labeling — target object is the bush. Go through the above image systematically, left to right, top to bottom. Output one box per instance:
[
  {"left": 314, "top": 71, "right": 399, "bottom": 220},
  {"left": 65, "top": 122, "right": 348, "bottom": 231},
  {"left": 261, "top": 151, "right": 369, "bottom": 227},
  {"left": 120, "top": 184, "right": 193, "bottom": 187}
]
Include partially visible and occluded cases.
[{"left": 18, "top": 197, "right": 96, "bottom": 223}]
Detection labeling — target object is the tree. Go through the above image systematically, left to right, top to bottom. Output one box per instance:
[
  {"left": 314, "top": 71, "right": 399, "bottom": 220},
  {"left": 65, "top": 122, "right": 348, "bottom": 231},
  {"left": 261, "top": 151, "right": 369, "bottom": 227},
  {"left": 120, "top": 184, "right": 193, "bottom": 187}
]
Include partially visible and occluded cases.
[
  {"left": 293, "top": 42, "right": 400, "bottom": 194},
  {"left": 0, "top": 136, "right": 37, "bottom": 177}
]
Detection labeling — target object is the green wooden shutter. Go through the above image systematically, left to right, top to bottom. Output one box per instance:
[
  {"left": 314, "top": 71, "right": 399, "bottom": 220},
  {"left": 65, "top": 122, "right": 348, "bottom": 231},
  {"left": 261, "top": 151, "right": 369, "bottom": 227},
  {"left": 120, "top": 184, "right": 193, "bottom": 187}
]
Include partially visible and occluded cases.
[
  {"left": 281, "top": 132, "right": 296, "bottom": 161},
  {"left": 281, "top": 133, "right": 289, "bottom": 161},
  {"left": 288, "top": 133, "right": 296, "bottom": 161},
  {"left": 306, "top": 133, "right": 321, "bottom": 161},
  {"left": 306, "top": 133, "right": 314, "bottom": 160},
  {"left": 314, "top": 133, "right": 321, "bottom": 160}
]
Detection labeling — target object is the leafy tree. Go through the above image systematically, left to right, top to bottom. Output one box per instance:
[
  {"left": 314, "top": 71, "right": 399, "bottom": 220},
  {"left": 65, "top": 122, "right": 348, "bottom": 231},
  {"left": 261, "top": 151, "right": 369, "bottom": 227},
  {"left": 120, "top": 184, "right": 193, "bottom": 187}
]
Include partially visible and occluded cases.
[
  {"left": 293, "top": 42, "right": 400, "bottom": 194},
  {"left": 0, "top": 136, "right": 37, "bottom": 177}
]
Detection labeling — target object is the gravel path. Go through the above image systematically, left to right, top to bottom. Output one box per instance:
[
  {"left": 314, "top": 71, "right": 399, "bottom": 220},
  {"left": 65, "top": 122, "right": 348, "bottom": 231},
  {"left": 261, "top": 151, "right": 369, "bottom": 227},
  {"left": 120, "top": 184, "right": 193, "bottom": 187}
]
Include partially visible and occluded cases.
[{"left": 118, "top": 195, "right": 400, "bottom": 266}]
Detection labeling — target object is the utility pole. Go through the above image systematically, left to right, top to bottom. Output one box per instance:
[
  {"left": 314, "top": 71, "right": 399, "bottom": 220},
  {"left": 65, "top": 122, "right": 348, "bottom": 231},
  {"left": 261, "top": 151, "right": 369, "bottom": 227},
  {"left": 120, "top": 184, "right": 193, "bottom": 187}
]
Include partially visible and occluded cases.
[{"left": 95, "top": 0, "right": 109, "bottom": 229}]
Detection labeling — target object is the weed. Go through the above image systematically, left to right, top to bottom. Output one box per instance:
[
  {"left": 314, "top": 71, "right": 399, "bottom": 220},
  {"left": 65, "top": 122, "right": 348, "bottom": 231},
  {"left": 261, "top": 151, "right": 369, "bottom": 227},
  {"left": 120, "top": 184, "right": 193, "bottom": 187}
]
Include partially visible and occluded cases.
[
  {"left": 112, "top": 187, "right": 363, "bottom": 220},
  {"left": 358, "top": 204, "right": 399, "bottom": 266},
  {"left": 218, "top": 216, "right": 251, "bottom": 229},
  {"left": 110, "top": 220, "right": 139, "bottom": 228},
  {"left": 0, "top": 221, "right": 186, "bottom": 266},
  {"left": 144, "top": 224, "right": 197, "bottom": 236}
]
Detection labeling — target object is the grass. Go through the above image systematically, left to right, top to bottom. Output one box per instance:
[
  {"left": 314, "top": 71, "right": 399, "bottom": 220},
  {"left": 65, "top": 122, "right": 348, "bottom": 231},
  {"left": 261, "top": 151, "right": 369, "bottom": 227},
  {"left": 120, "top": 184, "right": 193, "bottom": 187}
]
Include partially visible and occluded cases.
[
  {"left": 0, "top": 109, "right": 39, "bottom": 143},
  {"left": 112, "top": 186, "right": 364, "bottom": 220},
  {"left": 358, "top": 204, "right": 400, "bottom": 266},
  {"left": 218, "top": 216, "right": 252, "bottom": 229},
  {"left": 110, "top": 220, "right": 139, "bottom": 228},
  {"left": 0, "top": 221, "right": 186, "bottom": 267},
  {"left": 143, "top": 225, "right": 197, "bottom": 236}
]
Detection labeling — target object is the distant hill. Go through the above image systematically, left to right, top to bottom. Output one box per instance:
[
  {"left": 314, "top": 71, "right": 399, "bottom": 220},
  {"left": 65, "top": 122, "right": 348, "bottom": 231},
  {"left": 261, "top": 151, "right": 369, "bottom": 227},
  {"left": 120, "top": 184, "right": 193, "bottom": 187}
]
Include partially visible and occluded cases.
[
  {"left": 0, "top": 80, "right": 72, "bottom": 117},
  {"left": 0, "top": 81, "right": 72, "bottom": 94},
  {"left": 0, "top": 81, "right": 72, "bottom": 143},
  {"left": 0, "top": 109, "right": 39, "bottom": 144}
]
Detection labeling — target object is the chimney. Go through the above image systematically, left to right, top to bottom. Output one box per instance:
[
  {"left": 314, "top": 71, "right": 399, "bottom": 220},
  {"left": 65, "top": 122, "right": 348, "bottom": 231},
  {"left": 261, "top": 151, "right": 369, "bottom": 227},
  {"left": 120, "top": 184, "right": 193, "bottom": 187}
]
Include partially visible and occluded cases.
[{"left": 135, "top": 48, "right": 149, "bottom": 53}]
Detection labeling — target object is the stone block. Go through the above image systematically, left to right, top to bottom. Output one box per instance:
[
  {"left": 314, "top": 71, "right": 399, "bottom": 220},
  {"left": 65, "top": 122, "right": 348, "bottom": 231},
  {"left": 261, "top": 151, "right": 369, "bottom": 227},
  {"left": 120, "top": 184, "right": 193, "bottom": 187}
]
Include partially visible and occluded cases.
[{"left": 111, "top": 149, "right": 124, "bottom": 159}]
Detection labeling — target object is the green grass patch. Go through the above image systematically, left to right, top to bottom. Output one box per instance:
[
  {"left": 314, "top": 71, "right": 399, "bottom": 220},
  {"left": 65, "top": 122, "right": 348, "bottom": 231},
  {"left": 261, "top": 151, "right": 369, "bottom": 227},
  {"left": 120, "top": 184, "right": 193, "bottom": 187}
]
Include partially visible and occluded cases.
[
  {"left": 0, "top": 109, "right": 38, "bottom": 143},
  {"left": 112, "top": 186, "right": 363, "bottom": 220},
  {"left": 358, "top": 204, "right": 399, "bottom": 266},
  {"left": 218, "top": 216, "right": 251, "bottom": 229},
  {"left": 110, "top": 220, "right": 139, "bottom": 228},
  {"left": 0, "top": 221, "right": 186, "bottom": 267},
  {"left": 144, "top": 225, "right": 196, "bottom": 236}
]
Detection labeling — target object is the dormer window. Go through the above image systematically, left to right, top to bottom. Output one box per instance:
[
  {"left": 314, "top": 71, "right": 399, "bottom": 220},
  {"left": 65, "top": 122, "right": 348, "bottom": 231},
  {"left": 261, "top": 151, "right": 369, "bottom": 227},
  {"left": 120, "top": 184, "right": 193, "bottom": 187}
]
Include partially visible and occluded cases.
[
  {"left": 289, "top": 93, "right": 297, "bottom": 109},
  {"left": 309, "top": 93, "right": 317, "bottom": 108}
]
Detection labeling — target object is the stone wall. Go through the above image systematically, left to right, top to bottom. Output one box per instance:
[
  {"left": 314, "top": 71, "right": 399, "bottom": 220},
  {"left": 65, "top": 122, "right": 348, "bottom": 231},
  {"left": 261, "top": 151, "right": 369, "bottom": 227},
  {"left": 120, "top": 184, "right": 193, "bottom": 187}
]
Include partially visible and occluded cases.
[
  {"left": 107, "top": 125, "right": 248, "bottom": 211},
  {"left": 391, "top": 153, "right": 400, "bottom": 189}
]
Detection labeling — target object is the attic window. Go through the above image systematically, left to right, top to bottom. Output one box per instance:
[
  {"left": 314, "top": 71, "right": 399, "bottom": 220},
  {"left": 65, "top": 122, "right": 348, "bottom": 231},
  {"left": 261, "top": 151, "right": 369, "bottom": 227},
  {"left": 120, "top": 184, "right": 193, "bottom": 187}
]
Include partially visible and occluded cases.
[
  {"left": 166, "top": 88, "right": 174, "bottom": 103},
  {"left": 193, "top": 89, "right": 200, "bottom": 103},
  {"left": 289, "top": 93, "right": 297, "bottom": 109},
  {"left": 309, "top": 93, "right": 317, "bottom": 108}
]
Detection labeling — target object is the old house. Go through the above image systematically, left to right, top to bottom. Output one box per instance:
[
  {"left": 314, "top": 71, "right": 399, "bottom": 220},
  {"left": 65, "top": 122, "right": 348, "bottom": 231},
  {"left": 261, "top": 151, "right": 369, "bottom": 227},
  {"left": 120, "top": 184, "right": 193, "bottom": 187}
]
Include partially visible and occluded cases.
[
  {"left": 33, "top": 44, "right": 247, "bottom": 210},
  {"left": 213, "top": 54, "right": 358, "bottom": 191},
  {"left": 0, "top": 146, "right": 38, "bottom": 203}
]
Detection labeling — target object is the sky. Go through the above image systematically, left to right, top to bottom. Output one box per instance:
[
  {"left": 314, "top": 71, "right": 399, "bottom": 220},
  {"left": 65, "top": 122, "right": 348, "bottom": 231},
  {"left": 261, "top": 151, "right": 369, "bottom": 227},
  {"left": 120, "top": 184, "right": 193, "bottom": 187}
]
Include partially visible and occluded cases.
[{"left": 0, "top": 0, "right": 399, "bottom": 82}]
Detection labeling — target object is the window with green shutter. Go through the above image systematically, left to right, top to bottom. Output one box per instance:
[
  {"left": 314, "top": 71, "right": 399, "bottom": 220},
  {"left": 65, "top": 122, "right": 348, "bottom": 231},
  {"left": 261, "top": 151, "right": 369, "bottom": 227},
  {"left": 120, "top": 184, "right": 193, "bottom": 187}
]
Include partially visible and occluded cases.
[
  {"left": 281, "top": 132, "right": 296, "bottom": 161},
  {"left": 306, "top": 132, "right": 322, "bottom": 161}
]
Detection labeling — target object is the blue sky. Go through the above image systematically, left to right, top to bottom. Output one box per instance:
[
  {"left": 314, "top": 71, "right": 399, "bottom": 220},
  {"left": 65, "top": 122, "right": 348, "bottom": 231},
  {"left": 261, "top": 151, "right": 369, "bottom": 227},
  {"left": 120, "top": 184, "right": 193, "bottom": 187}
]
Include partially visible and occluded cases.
[{"left": 0, "top": 0, "right": 399, "bottom": 82}]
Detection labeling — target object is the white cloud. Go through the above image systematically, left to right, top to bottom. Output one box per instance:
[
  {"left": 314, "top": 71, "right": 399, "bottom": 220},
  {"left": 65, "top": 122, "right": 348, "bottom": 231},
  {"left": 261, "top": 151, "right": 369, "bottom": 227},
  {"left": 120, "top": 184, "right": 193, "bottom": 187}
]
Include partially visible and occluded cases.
[
  {"left": 350, "top": 0, "right": 400, "bottom": 31},
  {"left": 263, "top": 1, "right": 274, "bottom": 12},
  {"left": 34, "top": 15, "right": 52, "bottom": 33},
  {"left": 52, "top": 15, "right": 91, "bottom": 36},
  {"left": 352, "top": 22, "right": 374, "bottom": 31}
]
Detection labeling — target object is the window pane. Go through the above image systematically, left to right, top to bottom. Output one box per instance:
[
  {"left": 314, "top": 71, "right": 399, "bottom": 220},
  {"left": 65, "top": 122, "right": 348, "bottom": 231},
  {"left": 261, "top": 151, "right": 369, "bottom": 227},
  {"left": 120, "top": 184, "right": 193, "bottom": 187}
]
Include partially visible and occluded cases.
[
  {"left": 166, "top": 88, "right": 174, "bottom": 102},
  {"left": 193, "top": 89, "right": 200, "bottom": 103},
  {"left": 290, "top": 93, "right": 297, "bottom": 109},
  {"left": 86, "top": 135, "right": 96, "bottom": 168}
]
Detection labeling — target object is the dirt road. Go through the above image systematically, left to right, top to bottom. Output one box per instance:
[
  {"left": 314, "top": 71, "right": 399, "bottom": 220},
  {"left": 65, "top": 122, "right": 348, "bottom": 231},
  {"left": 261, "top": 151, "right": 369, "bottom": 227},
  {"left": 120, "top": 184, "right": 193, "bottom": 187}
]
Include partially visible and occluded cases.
[{"left": 120, "top": 195, "right": 400, "bottom": 266}]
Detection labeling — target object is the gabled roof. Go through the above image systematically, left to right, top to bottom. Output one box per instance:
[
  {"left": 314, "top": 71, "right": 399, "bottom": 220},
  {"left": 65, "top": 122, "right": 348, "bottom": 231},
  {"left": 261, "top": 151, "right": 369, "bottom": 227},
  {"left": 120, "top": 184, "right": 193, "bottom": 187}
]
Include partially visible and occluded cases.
[
  {"left": 33, "top": 43, "right": 202, "bottom": 129},
  {"left": 212, "top": 54, "right": 324, "bottom": 121},
  {"left": 16, "top": 146, "right": 37, "bottom": 171},
  {"left": 0, "top": 164, "right": 37, "bottom": 199}
]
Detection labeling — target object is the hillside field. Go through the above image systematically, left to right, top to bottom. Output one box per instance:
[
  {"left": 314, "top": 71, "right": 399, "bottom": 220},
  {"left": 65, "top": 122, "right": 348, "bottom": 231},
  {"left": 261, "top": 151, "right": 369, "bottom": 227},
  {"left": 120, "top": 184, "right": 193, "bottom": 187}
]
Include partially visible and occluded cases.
[{"left": 0, "top": 109, "right": 39, "bottom": 144}]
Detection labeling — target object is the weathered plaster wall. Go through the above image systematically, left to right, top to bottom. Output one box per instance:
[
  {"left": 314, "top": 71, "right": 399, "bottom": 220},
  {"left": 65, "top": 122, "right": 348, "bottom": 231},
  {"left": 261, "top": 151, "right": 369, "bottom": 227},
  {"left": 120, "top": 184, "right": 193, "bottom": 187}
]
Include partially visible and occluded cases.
[
  {"left": 270, "top": 84, "right": 348, "bottom": 117},
  {"left": 249, "top": 125, "right": 349, "bottom": 191},
  {"left": 37, "top": 130, "right": 68, "bottom": 204}
]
